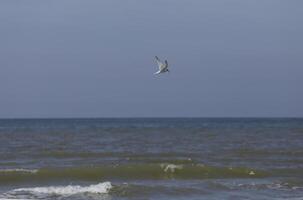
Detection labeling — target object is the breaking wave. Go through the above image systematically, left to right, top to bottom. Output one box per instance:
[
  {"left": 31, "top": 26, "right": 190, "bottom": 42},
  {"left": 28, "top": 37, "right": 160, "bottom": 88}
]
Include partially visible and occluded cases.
[
  {"left": 0, "top": 164, "right": 268, "bottom": 183},
  {"left": 0, "top": 169, "right": 38, "bottom": 174},
  {"left": 1, "top": 182, "right": 112, "bottom": 200},
  {"left": 12, "top": 182, "right": 112, "bottom": 195}
]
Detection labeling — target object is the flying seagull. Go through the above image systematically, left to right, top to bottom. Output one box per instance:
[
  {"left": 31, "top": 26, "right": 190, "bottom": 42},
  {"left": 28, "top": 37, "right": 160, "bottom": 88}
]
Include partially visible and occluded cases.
[{"left": 154, "top": 56, "right": 169, "bottom": 75}]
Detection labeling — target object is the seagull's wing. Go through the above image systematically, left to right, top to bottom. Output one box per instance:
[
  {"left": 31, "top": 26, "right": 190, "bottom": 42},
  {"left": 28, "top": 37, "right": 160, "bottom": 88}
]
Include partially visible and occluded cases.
[
  {"left": 155, "top": 56, "right": 164, "bottom": 70},
  {"left": 164, "top": 60, "right": 168, "bottom": 69},
  {"left": 154, "top": 70, "right": 161, "bottom": 75}
]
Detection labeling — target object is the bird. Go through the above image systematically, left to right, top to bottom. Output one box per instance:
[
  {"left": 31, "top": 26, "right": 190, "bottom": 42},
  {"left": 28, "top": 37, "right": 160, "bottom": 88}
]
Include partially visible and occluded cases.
[{"left": 154, "top": 56, "right": 169, "bottom": 75}]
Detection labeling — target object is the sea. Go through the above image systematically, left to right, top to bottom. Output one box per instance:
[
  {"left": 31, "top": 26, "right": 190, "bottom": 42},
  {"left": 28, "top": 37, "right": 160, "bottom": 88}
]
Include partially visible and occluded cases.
[{"left": 0, "top": 118, "right": 302, "bottom": 200}]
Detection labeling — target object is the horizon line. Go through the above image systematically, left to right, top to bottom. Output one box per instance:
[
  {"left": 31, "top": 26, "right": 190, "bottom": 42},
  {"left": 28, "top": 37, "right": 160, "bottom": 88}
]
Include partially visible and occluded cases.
[{"left": 0, "top": 116, "right": 302, "bottom": 120}]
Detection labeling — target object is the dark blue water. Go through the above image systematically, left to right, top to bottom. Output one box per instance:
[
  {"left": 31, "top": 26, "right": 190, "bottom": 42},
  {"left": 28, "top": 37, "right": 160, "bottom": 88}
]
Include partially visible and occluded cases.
[{"left": 0, "top": 118, "right": 302, "bottom": 200}]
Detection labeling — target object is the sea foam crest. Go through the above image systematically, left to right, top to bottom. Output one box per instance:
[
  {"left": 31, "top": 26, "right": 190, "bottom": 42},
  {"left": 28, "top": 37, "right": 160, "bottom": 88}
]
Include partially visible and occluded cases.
[
  {"left": 160, "top": 164, "right": 183, "bottom": 172},
  {"left": 0, "top": 169, "right": 38, "bottom": 173},
  {"left": 12, "top": 182, "right": 112, "bottom": 196},
  {"left": 0, "top": 199, "right": 31, "bottom": 200}
]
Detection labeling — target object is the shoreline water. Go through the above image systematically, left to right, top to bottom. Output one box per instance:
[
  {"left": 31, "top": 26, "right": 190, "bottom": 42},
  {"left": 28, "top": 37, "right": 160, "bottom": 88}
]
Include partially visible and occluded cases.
[{"left": 0, "top": 118, "right": 302, "bottom": 199}]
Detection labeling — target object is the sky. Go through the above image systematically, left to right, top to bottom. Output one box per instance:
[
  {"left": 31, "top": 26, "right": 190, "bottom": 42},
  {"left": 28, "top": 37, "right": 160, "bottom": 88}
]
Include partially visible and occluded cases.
[{"left": 0, "top": 0, "right": 302, "bottom": 118}]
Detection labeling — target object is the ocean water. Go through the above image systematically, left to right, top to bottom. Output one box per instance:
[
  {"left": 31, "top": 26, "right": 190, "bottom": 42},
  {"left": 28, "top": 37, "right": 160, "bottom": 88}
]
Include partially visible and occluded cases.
[{"left": 0, "top": 118, "right": 302, "bottom": 200}]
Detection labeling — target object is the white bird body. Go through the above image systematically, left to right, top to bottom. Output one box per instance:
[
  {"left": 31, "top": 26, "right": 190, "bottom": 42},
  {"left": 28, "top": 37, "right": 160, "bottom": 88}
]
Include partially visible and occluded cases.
[{"left": 154, "top": 56, "right": 169, "bottom": 75}]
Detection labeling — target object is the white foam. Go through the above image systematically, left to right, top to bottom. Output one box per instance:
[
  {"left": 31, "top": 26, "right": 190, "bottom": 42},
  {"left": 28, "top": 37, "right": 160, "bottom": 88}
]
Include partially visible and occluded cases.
[
  {"left": 160, "top": 164, "right": 183, "bottom": 173},
  {"left": 0, "top": 169, "right": 38, "bottom": 173},
  {"left": 248, "top": 171, "right": 255, "bottom": 175},
  {"left": 12, "top": 182, "right": 112, "bottom": 196},
  {"left": 0, "top": 199, "right": 31, "bottom": 200}
]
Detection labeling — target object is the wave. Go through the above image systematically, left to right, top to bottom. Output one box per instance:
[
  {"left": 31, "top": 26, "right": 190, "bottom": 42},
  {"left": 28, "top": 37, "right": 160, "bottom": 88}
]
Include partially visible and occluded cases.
[
  {"left": 30, "top": 151, "right": 197, "bottom": 164},
  {"left": 36, "top": 151, "right": 196, "bottom": 161},
  {"left": 0, "top": 164, "right": 269, "bottom": 183},
  {"left": 0, "top": 169, "right": 38, "bottom": 173},
  {"left": 2, "top": 181, "right": 302, "bottom": 200},
  {"left": 1, "top": 182, "right": 111, "bottom": 199},
  {"left": 13, "top": 182, "right": 112, "bottom": 195},
  {"left": 0, "top": 199, "right": 31, "bottom": 200}
]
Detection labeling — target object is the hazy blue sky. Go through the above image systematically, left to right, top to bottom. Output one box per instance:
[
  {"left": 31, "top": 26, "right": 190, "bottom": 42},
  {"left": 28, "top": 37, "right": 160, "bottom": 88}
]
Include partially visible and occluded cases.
[{"left": 0, "top": 0, "right": 302, "bottom": 118}]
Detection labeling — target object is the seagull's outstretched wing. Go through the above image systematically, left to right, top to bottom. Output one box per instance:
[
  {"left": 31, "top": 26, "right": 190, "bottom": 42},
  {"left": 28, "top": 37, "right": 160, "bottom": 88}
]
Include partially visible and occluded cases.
[
  {"left": 155, "top": 56, "right": 164, "bottom": 70},
  {"left": 164, "top": 60, "right": 168, "bottom": 69},
  {"left": 154, "top": 70, "right": 161, "bottom": 75}
]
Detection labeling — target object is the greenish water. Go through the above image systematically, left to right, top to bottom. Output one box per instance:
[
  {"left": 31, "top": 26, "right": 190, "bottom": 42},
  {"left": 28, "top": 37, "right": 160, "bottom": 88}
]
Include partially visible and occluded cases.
[{"left": 0, "top": 118, "right": 302, "bottom": 199}]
